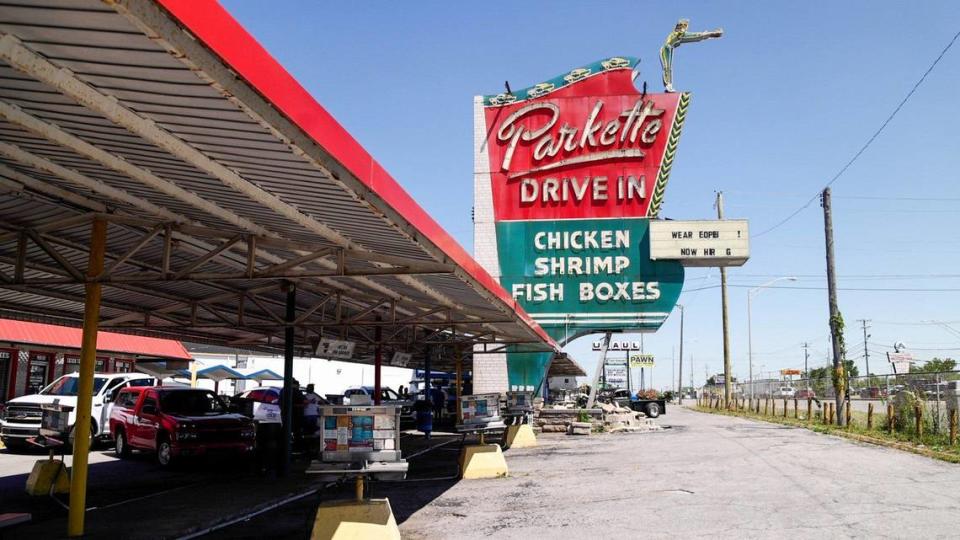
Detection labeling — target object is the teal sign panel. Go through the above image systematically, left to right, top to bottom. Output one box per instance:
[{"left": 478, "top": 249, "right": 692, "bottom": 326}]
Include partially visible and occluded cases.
[{"left": 496, "top": 217, "right": 684, "bottom": 342}]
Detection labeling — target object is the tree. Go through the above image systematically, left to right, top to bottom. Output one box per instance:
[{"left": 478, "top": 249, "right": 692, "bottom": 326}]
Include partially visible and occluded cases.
[
  {"left": 914, "top": 358, "right": 956, "bottom": 373},
  {"left": 809, "top": 359, "right": 859, "bottom": 381},
  {"left": 843, "top": 359, "right": 859, "bottom": 379}
]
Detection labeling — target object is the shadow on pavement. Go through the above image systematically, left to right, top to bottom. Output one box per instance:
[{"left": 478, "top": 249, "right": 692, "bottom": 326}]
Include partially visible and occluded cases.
[{"left": 2, "top": 428, "right": 471, "bottom": 539}]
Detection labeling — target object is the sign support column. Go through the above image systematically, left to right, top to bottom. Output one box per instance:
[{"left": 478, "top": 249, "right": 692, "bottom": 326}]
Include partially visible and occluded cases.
[
  {"left": 68, "top": 217, "right": 106, "bottom": 538},
  {"left": 587, "top": 332, "right": 611, "bottom": 408}
]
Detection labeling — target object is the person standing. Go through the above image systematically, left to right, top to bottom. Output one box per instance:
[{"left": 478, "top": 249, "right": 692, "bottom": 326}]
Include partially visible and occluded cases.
[
  {"left": 431, "top": 382, "right": 447, "bottom": 424},
  {"left": 303, "top": 383, "right": 322, "bottom": 437}
]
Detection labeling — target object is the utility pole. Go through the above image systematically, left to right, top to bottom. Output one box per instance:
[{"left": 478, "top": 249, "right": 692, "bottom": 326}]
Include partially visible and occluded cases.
[
  {"left": 822, "top": 187, "right": 845, "bottom": 426},
  {"left": 716, "top": 191, "right": 732, "bottom": 409},
  {"left": 677, "top": 304, "right": 685, "bottom": 403},
  {"left": 859, "top": 319, "right": 871, "bottom": 377},
  {"left": 803, "top": 342, "right": 810, "bottom": 387}
]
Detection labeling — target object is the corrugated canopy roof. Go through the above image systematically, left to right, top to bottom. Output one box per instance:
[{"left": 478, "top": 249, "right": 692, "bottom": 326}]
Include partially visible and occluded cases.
[{"left": 0, "top": 0, "right": 584, "bottom": 377}]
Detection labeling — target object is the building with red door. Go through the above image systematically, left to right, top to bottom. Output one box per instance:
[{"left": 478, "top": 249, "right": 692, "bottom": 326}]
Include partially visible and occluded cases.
[{"left": 0, "top": 318, "right": 191, "bottom": 402}]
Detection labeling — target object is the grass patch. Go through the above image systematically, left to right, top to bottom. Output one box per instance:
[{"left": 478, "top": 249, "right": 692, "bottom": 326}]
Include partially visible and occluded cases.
[{"left": 693, "top": 403, "right": 960, "bottom": 464}]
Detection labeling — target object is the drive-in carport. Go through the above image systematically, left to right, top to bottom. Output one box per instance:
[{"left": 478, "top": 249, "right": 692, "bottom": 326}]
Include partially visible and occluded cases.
[{"left": 0, "top": 0, "right": 584, "bottom": 536}]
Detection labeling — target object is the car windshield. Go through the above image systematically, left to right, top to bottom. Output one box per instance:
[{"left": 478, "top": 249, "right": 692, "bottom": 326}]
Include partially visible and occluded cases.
[
  {"left": 41, "top": 376, "right": 108, "bottom": 396},
  {"left": 381, "top": 388, "right": 400, "bottom": 400},
  {"left": 159, "top": 390, "right": 225, "bottom": 416}
]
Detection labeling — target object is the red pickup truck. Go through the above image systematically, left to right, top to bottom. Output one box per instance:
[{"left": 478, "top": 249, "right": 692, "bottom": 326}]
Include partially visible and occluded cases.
[{"left": 109, "top": 387, "right": 255, "bottom": 466}]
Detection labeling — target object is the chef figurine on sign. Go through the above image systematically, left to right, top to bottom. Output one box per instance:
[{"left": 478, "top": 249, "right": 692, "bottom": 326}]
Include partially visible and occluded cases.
[{"left": 660, "top": 19, "right": 723, "bottom": 93}]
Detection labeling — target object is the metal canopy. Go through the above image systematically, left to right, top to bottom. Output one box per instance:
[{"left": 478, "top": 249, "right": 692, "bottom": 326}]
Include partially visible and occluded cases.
[{"left": 0, "top": 0, "right": 584, "bottom": 377}]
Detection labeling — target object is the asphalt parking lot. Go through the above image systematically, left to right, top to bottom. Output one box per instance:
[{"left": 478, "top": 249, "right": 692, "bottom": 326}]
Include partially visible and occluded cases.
[
  {"left": 4, "top": 407, "right": 960, "bottom": 538},
  {"left": 399, "top": 407, "right": 960, "bottom": 539},
  {"left": 0, "top": 430, "right": 462, "bottom": 539},
  {"left": 0, "top": 439, "right": 277, "bottom": 538}
]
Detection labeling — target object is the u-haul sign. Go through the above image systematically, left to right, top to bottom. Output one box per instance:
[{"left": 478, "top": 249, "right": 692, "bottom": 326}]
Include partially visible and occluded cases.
[{"left": 649, "top": 220, "right": 749, "bottom": 267}]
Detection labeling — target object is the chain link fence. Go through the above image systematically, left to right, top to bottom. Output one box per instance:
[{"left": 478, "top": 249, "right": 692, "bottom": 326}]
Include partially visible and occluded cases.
[{"left": 699, "top": 370, "right": 960, "bottom": 444}]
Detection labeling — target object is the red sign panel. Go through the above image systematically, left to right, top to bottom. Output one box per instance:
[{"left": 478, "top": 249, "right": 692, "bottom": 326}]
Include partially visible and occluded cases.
[{"left": 482, "top": 66, "right": 683, "bottom": 221}]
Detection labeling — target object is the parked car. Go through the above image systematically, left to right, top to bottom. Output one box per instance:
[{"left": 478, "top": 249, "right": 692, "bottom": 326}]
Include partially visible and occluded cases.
[
  {"left": 1, "top": 372, "right": 155, "bottom": 450},
  {"left": 923, "top": 381, "right": 953, "bottom": 398},
  {"left": 233, "top": 386, "right": 331, "bottom": 424},
  {"left": 234, "top": 386, "right": 282, "bottom": 424},
  {"left": 344, "top": 386, "right": 414, "bottom": 421},
  {"left": 772, "top": 386, "right": 796, "bottom": 399},
  {"left": 110, "top": 387, "right": 254, "bottom": 466},
  {"left": 858, "top": 387, "right": 885, "bottom": 399},
  {"left": 600, "top": 388, "right": 667, "bottom": 418},
  {"left": 795, "top": 388, "right": 816, "bottom": 399}
]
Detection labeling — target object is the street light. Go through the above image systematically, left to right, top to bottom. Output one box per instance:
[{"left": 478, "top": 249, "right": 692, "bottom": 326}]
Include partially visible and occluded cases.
[
  {"left": 747, "top": 277, "right": 798, "bottom": 400},
  {"left": 676, "top": 303, "right": 684, "bottom": 404}
]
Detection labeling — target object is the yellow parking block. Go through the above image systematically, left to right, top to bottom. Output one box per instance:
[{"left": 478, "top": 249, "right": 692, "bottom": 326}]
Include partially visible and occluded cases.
[
  {"left": 502, "top": 424, "right": 537, "bottom": 449},
  {"left": 459, "top": 443, "right": 508, "bottom": 479},
  {"left": 25, "top": 459, "right": 70, "bottom": 496},
  {"left": 311, "top": 498, "right": 400, "bottom": 540}
]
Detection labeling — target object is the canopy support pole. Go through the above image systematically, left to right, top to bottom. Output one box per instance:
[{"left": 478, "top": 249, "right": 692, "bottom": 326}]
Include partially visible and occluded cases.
[
  {"left": 68, "top": 217, "right": 106, "bottom": 537},
  {"left": 279, "top": 281, "right": 296, "bottom": 476},
  {"left": 374, "top": 317, "right": 382, "bottom": 405},
  {"left": 455, "top": 346, "right": 463, "bottom": 422},
  {"left": 424, "top": 348, "right": 432, "bottom": 405}
]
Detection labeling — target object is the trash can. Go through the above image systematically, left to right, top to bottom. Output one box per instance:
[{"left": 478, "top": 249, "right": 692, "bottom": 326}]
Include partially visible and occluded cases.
[{"left": 413, "top": 400, "right": 433, "bottom": 437}]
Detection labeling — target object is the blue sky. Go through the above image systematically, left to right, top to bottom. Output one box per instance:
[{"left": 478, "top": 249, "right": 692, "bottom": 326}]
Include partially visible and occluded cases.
[{"left": 222, "top": 1, "right": 960, "bottom": 388}]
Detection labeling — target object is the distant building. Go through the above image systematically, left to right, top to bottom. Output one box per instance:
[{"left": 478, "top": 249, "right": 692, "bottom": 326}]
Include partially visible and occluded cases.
[
  {"left": 0, "top": 318, "right": 190, "bottom": 402},
  {"left": 187, "top": 344, "right": 414, "bottom": 397},
  {"left": 549, "top": 376, "right": 579, "bottom": 393}
]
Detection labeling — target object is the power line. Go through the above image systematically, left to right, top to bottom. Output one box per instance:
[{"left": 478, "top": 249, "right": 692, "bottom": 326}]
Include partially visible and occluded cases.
[
  {"left": 752, "top": 28, "right": 960, "bottom": 238},
  {"left": 724, "top": 191, "right": 960, "bottom": 202},
  {"left": 728, "top": 273, "right": 960, "bottom": 280},
  {"left": 683, "top": 284, "right": 960, "bottom": 293},
  {"left": 873, "top": 320, "right": 960, "bottom": 326}
]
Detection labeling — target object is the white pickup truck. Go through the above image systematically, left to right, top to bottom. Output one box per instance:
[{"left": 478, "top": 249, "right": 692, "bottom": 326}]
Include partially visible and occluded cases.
[
  {"left": 1, "top": 372, "right": 155, "bottom": 450},
  {"left": 343, "top": 386, "right": 415, "bottom": 422}
]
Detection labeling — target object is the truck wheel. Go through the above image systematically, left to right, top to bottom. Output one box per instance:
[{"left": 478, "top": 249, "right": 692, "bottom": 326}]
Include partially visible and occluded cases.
[
  {"left": 645, "top": 402, "right": 661, "bottom": 418},
  {"left": 68, "top": 421, "right": 97, "bottom": 451},
  {"left": 115, "top": 429, "right": 131, "bottom": 459},
  {"left": 157, "top": 435, "right": 175, "bottom": 467},
  {"left": 2, "top": 437, "right": 26, "bottom": 452}
]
